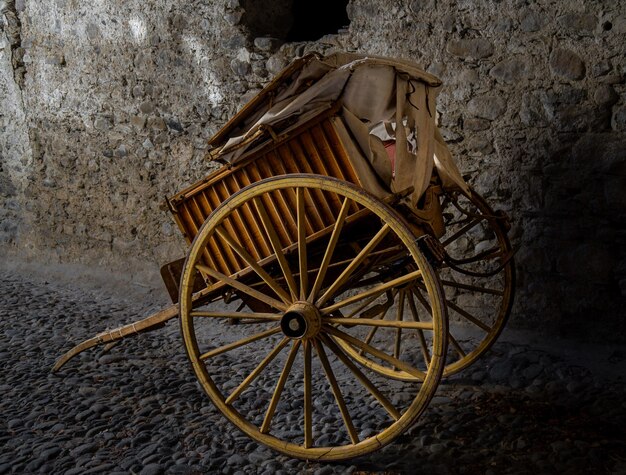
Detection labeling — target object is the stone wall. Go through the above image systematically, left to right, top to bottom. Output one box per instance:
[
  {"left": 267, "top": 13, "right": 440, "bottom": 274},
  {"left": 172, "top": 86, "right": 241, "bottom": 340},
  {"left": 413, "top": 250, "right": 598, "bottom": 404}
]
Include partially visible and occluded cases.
[{"left": 1, "top": 0, "right": 624, "bottom": 340}]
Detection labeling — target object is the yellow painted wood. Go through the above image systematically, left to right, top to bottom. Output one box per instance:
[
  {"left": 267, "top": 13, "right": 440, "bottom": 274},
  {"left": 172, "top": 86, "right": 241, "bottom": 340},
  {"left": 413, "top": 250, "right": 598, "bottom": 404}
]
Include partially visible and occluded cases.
[
  {"left": 178, "top": 175, "right": 448, "bottom": 461},
  {"left": 337, "top": 187, "right": 514, "bottom": 382},
  {"left": 297, "top": 188, "right": 308, "bottom": 300},
  {"left": 307, "top": 197, "right": 351, "bottom": 303},
  {"left": 316, "top": 223, "right": 391, "bottom": 307},
  {"left": 215, "top": 227, "right": 292, "bottom": 305},
  {"left": 196, "top": 264, "right": 288, "bottom": 312},
  {"left": 320, "top": 269, "right": 423, "bottom": 315},
  {"left": 323, "top": 317, "right": 434, "bottom": 330},
  {"left": 199, "top": 327, "right": 281, "bottom": 360},
  {"left": 320, "top": 334, "right": 401, "bottom": 421},
  {"left": 225, "top": 338, "right": 290, "bottom": 405},
  {"left": 313, "top": 339, "right": 359, "bottom": 445},
  {"left": 261, "top": 340, "right": 301, "bottom": 434}
]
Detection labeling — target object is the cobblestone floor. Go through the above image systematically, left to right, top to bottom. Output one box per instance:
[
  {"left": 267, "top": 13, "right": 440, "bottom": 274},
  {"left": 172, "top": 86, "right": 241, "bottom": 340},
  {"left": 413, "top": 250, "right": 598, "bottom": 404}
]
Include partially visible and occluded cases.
[{"left": 0, "top": 270, "right": 625, "bottom": 474}]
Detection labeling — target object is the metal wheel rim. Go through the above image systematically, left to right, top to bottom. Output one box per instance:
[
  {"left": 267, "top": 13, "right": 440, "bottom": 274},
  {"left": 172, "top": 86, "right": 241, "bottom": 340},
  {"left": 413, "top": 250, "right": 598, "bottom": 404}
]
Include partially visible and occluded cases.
[
  {"left": 179, "top": 175, "right": 447, "bottom": 461},
  {"left": 338, "top": 187, "right": 515, "bottom": 381}
]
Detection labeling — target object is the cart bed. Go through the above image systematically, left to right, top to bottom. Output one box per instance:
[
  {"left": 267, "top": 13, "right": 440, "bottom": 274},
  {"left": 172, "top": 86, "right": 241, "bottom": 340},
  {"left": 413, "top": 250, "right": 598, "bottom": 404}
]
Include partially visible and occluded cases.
[{"left": 167, "top": 109, "right": 382, "bottom": 277}]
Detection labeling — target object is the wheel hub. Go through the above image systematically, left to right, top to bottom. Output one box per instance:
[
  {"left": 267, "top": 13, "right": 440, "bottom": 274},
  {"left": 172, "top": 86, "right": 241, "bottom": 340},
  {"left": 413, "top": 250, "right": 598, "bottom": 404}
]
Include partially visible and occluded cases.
[{"left": 280, "top": 302, "right": 321, "bottom": 339}]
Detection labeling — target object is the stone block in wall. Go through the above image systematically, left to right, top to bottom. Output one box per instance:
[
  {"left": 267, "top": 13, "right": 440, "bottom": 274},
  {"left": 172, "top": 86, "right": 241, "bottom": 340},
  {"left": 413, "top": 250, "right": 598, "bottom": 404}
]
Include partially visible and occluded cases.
[
  {"left": 519, "top": 9, "right": 545, "bottom": 32},
  {"left": 557, "top": 13, "right": 597, "bottom": 36},
  {"left": 446, "top": 38, "right": 493, "bottom": 60},
  {"left": 549, "top": 48, "right": 586, "bottom": 80},
  {"left": 230, "top": 58, "right": 251, "bottom": 76},
  {"left": 489, "top": 58, "right": 534, "bottom": 84},
  {"left": 593, "top": 84, "right": 619, "bottom": 107},
  {"left": 519, "top": 92, "right": 548, "bottom": 127},
  {"left": 467, "top": 94, "right": 507, "bottom": 120},
  {"left": 613, "top": 106, "right": 626, "bottom": 131},
  {"left": 463, "top": 118, "right": 491, "bottom": 131},
  {"left": 465, "top": 136, "right": 494, "bottom": 155}
]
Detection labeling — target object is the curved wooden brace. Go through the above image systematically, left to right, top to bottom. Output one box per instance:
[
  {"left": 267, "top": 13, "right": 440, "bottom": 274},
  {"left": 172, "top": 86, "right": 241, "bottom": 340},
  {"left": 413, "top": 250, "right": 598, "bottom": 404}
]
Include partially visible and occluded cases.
[{"left": 51, "top": 305, "right": 178, "bottom": 373}]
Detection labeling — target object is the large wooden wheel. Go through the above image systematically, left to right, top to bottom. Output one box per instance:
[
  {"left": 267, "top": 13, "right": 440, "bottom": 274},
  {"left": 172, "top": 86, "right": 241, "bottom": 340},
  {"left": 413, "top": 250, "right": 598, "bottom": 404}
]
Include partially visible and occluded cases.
[
  {"left": 179, "top": 175, "right": 447, "bottom": 461},
  {"left": 338, "top": 187, "right": 515, "bottom": 380},
  {"left": 436, "top": 188, "right": 515, "bottom": 374}
]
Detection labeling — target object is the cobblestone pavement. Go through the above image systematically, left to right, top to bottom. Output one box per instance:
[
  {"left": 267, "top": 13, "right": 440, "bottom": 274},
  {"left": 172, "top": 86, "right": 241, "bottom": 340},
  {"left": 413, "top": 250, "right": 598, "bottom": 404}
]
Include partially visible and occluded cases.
[{"left": 1, "top": 271, "right": 625, "bottom": 474}]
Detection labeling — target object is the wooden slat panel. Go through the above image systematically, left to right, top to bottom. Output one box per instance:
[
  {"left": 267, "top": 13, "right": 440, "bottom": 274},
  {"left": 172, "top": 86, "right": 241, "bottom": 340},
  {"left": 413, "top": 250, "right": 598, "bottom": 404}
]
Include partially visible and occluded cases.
[
  {"left": 171, "top": 116, "right": 366, "bottom": 275},
  {"left": 319, "top": 121, "right": 362, "bottom": 185},
  {"left": 287, "top": 134, "right": 337, "bottom": 226},
  {"left": 275, "top": 143, "right": 325, "bottom": 232},
  {"left": 259, "top": 153, "right": 298, "bottom": 242},
  {"left": 271, "top": 158, "right": 314, "bottom": 236},
  {"left": 247, "top": 161, "right": 291, "bottom": 249},
  {"left": 238, "top": 167, "right": 273, "bottom": 258},
  {"left": 229, "top": 172, "right": 271, "bottom": 259},
  {"left": 222, "top": 175, "right": 262, "bottom": 261},
  {"left": 210, "top": 183, "right": 247, "bottom": 271},
  {"left": 197, "top": 187, "right": 235, "bottom": 275}
]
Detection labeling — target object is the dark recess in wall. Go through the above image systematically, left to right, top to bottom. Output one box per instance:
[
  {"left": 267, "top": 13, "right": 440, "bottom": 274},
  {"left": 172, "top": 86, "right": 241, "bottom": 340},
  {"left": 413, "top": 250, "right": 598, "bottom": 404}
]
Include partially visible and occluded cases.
[
  {"left": 242, "top": 0, "right": 350, "bottom": 42},
  {"left": 287, "top": 0, "right": 350, "bottom": 41}
]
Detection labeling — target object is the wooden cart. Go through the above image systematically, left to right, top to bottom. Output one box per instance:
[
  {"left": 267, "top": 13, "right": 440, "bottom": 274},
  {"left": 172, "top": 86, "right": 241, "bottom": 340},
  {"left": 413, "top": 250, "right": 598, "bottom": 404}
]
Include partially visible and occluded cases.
[{"left": 53, "top": 53, "right": 515, "bottom": 461}]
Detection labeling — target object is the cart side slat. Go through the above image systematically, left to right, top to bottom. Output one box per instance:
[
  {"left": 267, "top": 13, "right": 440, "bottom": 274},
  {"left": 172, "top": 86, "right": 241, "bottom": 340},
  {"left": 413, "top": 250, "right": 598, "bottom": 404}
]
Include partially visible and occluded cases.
[
  {"left": 168, "top": 113, "right": 367, "bottom": 276},
  {"left": 284, "top": 136, "right": 336, "bottom": 227},
  {"left": 258, "top": 154, "right": 299, "bottom": 241},
  {"left": 247, "top": 160, "right": 292, "bottom": 249},
  {"left": 221, "top": 176, "right": 262, "bottom": 262}
]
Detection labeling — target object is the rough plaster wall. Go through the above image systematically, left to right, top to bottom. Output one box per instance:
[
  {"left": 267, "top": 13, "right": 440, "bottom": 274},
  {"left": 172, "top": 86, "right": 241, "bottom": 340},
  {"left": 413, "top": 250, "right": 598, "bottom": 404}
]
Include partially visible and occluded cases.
[
  {"left": 0, "top": 0, "right": 625, "bottom": 339},
  {"left": 0, "top": 1, "right": 31, "bottom": 246}
]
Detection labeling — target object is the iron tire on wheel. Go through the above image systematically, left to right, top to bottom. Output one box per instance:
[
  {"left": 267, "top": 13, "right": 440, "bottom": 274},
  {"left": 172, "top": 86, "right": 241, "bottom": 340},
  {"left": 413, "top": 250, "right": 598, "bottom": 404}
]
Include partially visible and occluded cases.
[
  {"left": 179, "top": 174, "right": 448, "bottom": 461},
  {"left": 338, "top": 186, "right": 515, "bottom": 381}
]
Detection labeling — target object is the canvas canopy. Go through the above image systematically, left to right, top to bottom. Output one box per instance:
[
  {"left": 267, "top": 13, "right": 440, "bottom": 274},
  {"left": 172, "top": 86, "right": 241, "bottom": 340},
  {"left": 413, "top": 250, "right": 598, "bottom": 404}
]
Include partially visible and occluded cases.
[{"left": 208, "top": 52, "right": 469, "bottom": 205}]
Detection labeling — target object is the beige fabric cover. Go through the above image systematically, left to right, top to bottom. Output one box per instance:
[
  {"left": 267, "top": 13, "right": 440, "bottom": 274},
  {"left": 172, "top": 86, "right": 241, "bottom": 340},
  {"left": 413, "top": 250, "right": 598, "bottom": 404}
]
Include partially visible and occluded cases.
[{"left": 214, "top": 52, "right": 469, "bottom": 204}]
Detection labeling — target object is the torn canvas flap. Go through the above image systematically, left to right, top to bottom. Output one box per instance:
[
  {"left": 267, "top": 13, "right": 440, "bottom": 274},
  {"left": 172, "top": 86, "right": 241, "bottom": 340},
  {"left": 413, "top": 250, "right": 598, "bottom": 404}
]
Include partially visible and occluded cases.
[
  {"left": 208, "top": 52, "right": 470, "bottom": 205},
  {"left": 341, "top": 63, "right": 396, "bottom": 122},
  {"left": 342, "top": 107, "right": 393, "bottom": 186},
  {"left": 433, "top": 127, "right": 470, "bottom": 194}
]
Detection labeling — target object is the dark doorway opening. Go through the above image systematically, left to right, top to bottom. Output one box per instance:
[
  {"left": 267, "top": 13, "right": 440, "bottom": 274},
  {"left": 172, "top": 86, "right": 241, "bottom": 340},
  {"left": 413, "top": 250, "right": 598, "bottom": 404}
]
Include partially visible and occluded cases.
[
  {"left": 242, "top": 0, "right": 350, "bottom": 43},
  {"left": 287, "top": 0, "right": 350, "bottom": 41}
]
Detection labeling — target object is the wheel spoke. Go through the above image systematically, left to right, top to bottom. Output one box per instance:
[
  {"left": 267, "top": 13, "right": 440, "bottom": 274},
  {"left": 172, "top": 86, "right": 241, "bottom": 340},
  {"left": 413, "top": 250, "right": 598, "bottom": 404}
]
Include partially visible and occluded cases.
[
  {"left": 297, "top": 188, "right": 308, "bottom": 300},
  {"left": 253, "top": 197, "right": 299, "bottom": 300},
  {"left": 308, "top": 197, "right": 351, "bottom": 302},
  {"left": 442, "top": 216, "right": 484, "bottom": 247},
  {"left": 316, "top": 224, "right": 391, "bottom": 307},
  {"left": 215, "top": 227, "right": 292, "bottom": 304},
  {"left": 449, "top": 246, "right": 503, "bottom": 265},
  {"left": 196, "top": 264, "right": 288, "bottom": 312},
  {"left": 321, "top": 269, "right": 422, "bottom": 315},
  {"left": 415, "top": 279, "right": 491, "bottom": 333},
  {"left": 440, "top": 279, "right": 504, "bottom": 296},
  {"left": 411, "top": 286, "right": 432, "bottom": 314},
  {"left": 393, "top": 290, "right": 405, "bottom": 364},
  {"left": 406, "top": 290, "right": 431, "bottom": 364},
  {"left": 345, "top": 292, "right": 383, "bottom": 319},
  {"left": 359, "top": 298, "right": 392, "bottom": 356},
  {"left": 446, "top": 298, "right": 492, "bottom": 333},
  {"left": 191, "top": 311, "right": 281, "bottom": 322},
  {"left": 324, "top": 317, "right": 433, "bottom": 330},
  {"left": 199, "top": 326, "right": 281, "bottom": 360},
  {"left": 325, "top": 326, "right": 423, "bottom": 379},
  {"left": 448, "top": 333, "right": 467, "bottom": 358},
  {"left": 320, "top": 334, "right": 401, "bottom": 421},
  {"left": 225, "top": 337, "right": 290, "bottom": 405},
  {"left": 303, "top": 339, "right": 313, "bottom": 448},
  {"left": 313, "top": 339, "right": 359, "bottom": 445},
  {"left": 260, "top": 340, "right": 301, "bottom": 434}
]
